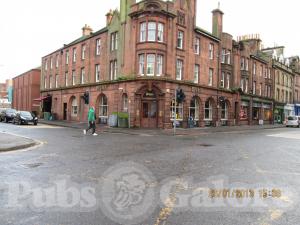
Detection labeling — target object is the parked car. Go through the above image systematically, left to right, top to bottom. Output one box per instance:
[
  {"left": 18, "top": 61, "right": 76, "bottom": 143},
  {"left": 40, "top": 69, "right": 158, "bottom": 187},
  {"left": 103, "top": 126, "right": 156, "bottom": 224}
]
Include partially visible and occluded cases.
[
  {"left": 0, "top": 108, "right": 17, "bottom": 123},
  {"left": 0, "top": 108, "right": 6, "bottom": 122},
  {"left": 13, "top": 111, "right": 38, "bottom": 125},
  {"left": 286, "top": 116, "right": 300, "bottom": 128}
]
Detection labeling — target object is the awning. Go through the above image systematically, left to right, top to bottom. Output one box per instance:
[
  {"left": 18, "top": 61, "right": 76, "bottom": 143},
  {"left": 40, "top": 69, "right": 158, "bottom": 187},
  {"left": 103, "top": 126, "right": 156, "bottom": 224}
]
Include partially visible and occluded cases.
[{"left": 33, "top": 96, "right": 50, "bottom": 101}]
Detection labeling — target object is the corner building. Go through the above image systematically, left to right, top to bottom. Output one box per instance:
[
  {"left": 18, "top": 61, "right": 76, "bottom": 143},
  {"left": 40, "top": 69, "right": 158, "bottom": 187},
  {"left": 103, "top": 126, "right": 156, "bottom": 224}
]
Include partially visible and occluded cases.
[{"left": 41, "top": 0, "right": 240, "bottom": 128}]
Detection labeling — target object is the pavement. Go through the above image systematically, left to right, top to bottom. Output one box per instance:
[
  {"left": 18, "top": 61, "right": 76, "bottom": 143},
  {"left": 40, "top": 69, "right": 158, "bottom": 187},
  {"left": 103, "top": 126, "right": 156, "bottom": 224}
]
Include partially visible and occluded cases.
[
  {"left": 39, "top": 119, "right": 286, "bottom": 136},
  {"left": 0, "top": 122, "right": 299, "bottom": 225},
  {"left": 0, "top": 132, "right": 37, "bottom": 152}
]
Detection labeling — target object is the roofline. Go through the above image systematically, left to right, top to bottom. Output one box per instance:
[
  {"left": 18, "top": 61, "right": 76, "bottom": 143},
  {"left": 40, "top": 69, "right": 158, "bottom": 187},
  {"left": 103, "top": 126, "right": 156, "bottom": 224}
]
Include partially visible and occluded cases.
[
  {"left": 42, "top": 27, "right": 108, "bottom": 59},
  {"left": 195, "top": 27, "right": 220, "bottom": 42},
  {"left": 262, "top": 46, "right": 285, "bottom": 51},
  {"left": 250, "top": 55, "right": 268, "bottom": 64},
  {"left": 12, "top": 68, "right": 41, "bottom": 80}
]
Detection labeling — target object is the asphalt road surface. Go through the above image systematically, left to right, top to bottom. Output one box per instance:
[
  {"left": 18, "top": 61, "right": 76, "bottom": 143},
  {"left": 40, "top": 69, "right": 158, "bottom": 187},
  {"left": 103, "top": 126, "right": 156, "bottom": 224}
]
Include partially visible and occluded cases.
[{"left": 0, "top": 123, "right": 300, "bottom": 225}]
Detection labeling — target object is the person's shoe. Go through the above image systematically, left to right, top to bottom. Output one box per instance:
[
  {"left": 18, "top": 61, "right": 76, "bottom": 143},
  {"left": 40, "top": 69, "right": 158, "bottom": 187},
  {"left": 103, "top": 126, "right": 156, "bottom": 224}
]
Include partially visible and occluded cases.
[
  {"left": 83, "top": 130, "right": 86, "bottom": 135},
  {"left": 93, "top": 133, "right": 98, "bottom": 136}
]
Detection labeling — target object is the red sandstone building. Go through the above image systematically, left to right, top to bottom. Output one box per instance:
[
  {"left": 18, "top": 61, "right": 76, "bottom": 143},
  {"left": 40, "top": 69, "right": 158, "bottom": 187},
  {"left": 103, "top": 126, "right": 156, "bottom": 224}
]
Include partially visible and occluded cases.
[
  {"left": 41, "top": 0, "right": 242, "bottom": 128},
  {"left": 12, "top": 68, "right": 41, "bottom": 115}
]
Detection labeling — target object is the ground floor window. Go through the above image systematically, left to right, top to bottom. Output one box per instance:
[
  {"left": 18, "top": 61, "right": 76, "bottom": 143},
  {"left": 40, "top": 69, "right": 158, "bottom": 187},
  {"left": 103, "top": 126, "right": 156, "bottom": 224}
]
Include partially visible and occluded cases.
[
  {"left": 122, "top": 94, "right": 128, "bottom": 112},
  {"left": 99, "top": 95, "right": 108, "bottom": 118},
  {"left": 189, "top": 97, "right": 199, "bottom": 121},
  {"left": 71, "top": 98, "right": 78, "bottom": 117},
  {"left": 204, "top": 99, "right": 213, "bottom": 121},
  {"left": 170, "top": 100, "right": 183, "bottom": 121},
  {"left": 220, "top": 101, "right": 228, "bottom": 120},
  {"left": 240, "top": 103, "right": 249, "bottom": 120},
  {"left": 253, "top": 107, "right": 259, "bottom": 120},
  {"left": 264, "top": 109, "right": 272, "bottom": 120}
]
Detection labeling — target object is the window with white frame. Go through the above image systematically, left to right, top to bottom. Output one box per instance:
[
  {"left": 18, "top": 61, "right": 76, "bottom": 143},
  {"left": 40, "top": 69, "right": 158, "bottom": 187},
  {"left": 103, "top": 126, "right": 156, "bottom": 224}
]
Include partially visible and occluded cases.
[
  {"left": 140, "top": 22, "right": 146, "bottom": 42},
  {"left": 148, "top": 22, "right": 156, "bottom": 42},
  {"left": 157, "top": 23, "right": 164, "bottom": 42},
  {"left": 177, "top": 31, "right": 184, "bottom": 49},
  {"left": 111, "top": 32, "right": 118, "bottom": 51},
  {"left": 195, "top": 38, "right": 200, "bottom": 54},
  {"left": 96, "top": 39, "right": 101, "bottom": 55},
  {"left": 209, "top": 43, "right": 214, "bottom": 59},
  {"left": 81, "top": 45, "right": 86, "bottom": 60},
  {"left": 72, "top": 48, "right": 76, "bottom": 63},
  {"left": 221, "top": 49, "right": 226, "bottom": 63},
  {"left": 66, "top": 50, "right": 69, "bottom": 65},
  {"left": 227, "top": 50, "right": 231, "bottom": 64},
  {"left": 139, "top": 54, "right": 145, "bottom": 75},
  {"left": 147, "top": 54, "right": 155, "bottom": 76},
  {"left": 156, "top": 54, "right": 163, "bottom": 76},
  {"left": 56, "top": 55, "right": 59, "bottom": 68},
  {"left": 50, "top": 57, "right": 53, "bottom": 69},
  {"left": 241, "top": 57, "right": 245, "bottom": 70},
  {"left": 245, "top": 58, "right": 249, "bottom": 71},
  {"left": 45, "top": 59, "right": 48, "bottom": 71},
  {"left": 176, "top": 59, "right": 183, "bottom": 80},
  {"left": 110, "top": 60, "right": 117, "bottom": 80},
  {"left": 253, "top": 62, "right": 256, "bottom": 75},
  {"left": 95, "top": 64, "right": 100, "bottom": 82},
  {"left": 194, "top": 64, "right": 199, "bottom": 84},
  {"left": 260, "top": 65, "right": 263, "bottom": 76},
  {"left": 264, "top": 66, "right": 267, "bottom": 78},
  {"left": 81, "top": 68, "right": 85, "bottom": 84},
  {"left": 208, "top": 68, "right": 213, "bottom": 86},
  {"left": 268, "top": 68, "right": 271, "bottom": 79},
  {"left": 72, "top": 70, "right": 76, "bottom": 85},
  {"left": 220, "top": 71, "right": 225, "bottom": 88},
  {"left": 65, "top": 72, "right": 68, "bottom": 86},
  {"left": 226, "top": 73, "right": 230, "bottom": 89},
  {"left": 49, "top": 75, "right": 52, "bottom": 89},
  {"left": 55, "top": 75, "right": 59, "bottom": 88},
  {"left": 44, "top": 77, "right": 47, "bottom": 89},
  {"left": 240, "top": 79, "right": 244, "bottom": 91},
  {"left": 245, "top": 79, "right": 248, "bottom": 93},
  {"left": 253, "top": 81, "right": 256, "bottom": 95},
  {"left": 259, "top": 83, "right": 262, "bottom": 96},
  {"left": 122, "top": 94, "right": 128, "bottom": 112},
  {"left": 99, "top": 95, "right": 108, "bottom": 118},
  {"left": 189, "top": 97, "right": 199, "bottom": 121},
  {"left": 71, "top": 98, "right": 78, "bottom": 117},
  {"left": 204, "top": 99, "right": 213, "bottom": 120},
  {"left": 170, "top": 101, "right": 183, "bottom": 121},
  {"left": 220, "top": 101, "right": 228, "bottom": 120}
]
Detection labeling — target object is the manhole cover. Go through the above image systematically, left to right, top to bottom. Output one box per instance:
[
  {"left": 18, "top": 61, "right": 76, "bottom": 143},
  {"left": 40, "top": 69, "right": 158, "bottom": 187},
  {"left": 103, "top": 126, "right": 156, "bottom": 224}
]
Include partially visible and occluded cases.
[
  {"left": 197, "top": 144, "right": 213, "bottom": 147},
  {"left": 21, "top": 163, "right": 43, "bottom": 168}
]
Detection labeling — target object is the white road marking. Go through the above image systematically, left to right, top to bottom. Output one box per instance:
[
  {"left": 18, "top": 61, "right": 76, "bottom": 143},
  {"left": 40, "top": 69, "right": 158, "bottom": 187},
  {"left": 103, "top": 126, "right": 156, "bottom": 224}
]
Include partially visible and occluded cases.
[{"left": 267, "top": 132, "right": 300, "bottom": 140}]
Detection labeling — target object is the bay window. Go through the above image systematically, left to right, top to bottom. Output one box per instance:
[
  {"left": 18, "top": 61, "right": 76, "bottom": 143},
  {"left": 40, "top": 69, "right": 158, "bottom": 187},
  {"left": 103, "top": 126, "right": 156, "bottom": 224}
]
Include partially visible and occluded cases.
[
  {"left": 147, "top": 22, "right": 156, "bottom": 42},
  {"left": 157, "top": 23, "right": 164, "bottom": 42},
  {"left": 139, "top": 53, "right": 164, "bottom": 76},
  {"left": 139, "top": 54, "right": 145, "bottom": 75},
  {"left": 147, "top": 54, "right": 155, "bottom": 76},
  {"left": 156, "top": 55, "right": 163, "bottom": 76}
]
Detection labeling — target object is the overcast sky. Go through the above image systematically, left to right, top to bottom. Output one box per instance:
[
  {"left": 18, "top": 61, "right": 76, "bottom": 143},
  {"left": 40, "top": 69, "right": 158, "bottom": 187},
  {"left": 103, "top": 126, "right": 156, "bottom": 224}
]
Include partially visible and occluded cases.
[{"left": 1, "top": 0, "right": 299, "bottom": 82}]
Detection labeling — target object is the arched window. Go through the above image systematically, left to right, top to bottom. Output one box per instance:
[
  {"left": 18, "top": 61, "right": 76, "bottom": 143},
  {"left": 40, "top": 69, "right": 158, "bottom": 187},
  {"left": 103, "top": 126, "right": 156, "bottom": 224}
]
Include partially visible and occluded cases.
[
  {"left": 122, "top": 94, "right": 128, "bottom": 112},
  {"left": 99, "top": 95, "right": 108, "bottom": 118},
  {"left": 189, "top": 97, "right": 199, "bottom": 121},
  {"left": 71, "top": 98, "right": 78, "bottom": 117},
  {"left": 204, "top": 99, "right": 213, "bottom": 121},
  {"left": 221, "top": 101, "right": 228, "bottom": 120}
]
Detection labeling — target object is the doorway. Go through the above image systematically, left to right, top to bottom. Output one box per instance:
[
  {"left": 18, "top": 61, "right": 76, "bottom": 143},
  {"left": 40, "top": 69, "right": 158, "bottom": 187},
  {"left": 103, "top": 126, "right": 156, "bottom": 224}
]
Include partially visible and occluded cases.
[
  {"left": 141, "top": 101, "right": 157, "bottom": 128},
  {"left": 63, "top": 103, "right": 67, "bottom": 120}
]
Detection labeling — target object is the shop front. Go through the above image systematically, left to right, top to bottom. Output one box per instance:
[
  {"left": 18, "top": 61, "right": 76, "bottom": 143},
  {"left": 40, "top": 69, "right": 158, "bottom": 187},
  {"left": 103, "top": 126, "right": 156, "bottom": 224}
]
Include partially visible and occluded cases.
[
  {"left": 239, "top": 100, "right": 249, "bottom": 125},
  {"left": 263, "top": 103, "right": 273, "bottom": 124},
  {"left": 274, "top": 104, "right": 285, "bottom": 124},
  {"left": 284, "top": 104, "right": 295, "bottom": 121},
  {"left": 294, "top": 104, "right": 300, "bottom": 116}
]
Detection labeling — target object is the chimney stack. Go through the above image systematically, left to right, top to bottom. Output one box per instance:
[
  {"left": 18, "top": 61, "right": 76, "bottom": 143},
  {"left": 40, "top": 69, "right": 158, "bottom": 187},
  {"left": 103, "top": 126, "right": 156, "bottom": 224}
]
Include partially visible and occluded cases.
[
  {"left": 212, "top": 3, "right": 224, "bottom": 39},
  {"left": 106, "top": 9, "right": 113, "bottom": 26},
  {"left": 82, "top": 24, "right": 93, "bottom": 36}
]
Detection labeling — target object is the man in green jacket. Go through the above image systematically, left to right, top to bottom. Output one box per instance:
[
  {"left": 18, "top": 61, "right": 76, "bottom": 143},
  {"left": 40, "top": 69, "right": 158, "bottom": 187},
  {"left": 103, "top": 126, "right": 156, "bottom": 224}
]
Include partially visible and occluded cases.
[{"left": 84, "top": 106, "right": 98, "bottom": 136}]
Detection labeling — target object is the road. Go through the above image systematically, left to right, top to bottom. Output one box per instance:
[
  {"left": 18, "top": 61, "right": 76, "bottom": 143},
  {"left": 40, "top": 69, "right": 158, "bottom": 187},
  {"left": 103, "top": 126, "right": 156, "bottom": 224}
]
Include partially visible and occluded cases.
[{"left": 0, "top": 123, "right": 300, "bottom": 225}]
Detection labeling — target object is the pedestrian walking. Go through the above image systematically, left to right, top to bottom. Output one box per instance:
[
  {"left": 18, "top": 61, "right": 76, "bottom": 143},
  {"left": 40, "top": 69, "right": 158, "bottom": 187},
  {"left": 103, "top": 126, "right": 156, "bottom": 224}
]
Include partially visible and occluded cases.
[{"left": 83, "top": 106, "right": 98, "bottom": 136}]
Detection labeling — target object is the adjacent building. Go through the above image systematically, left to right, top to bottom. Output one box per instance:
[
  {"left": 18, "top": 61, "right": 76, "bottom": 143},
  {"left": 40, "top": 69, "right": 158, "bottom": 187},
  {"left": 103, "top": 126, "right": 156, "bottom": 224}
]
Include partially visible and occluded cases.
[{"left": 12, "top": 68, "right": 41, "bottom": 115}]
